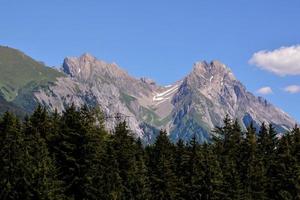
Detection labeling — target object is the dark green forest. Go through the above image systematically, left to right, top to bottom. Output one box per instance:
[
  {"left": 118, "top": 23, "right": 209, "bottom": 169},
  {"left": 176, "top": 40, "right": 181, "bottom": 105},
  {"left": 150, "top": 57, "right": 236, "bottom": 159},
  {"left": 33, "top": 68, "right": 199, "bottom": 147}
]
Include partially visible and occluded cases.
[{"left": 0, "top": 105, "right": 299, "bottom": 200}]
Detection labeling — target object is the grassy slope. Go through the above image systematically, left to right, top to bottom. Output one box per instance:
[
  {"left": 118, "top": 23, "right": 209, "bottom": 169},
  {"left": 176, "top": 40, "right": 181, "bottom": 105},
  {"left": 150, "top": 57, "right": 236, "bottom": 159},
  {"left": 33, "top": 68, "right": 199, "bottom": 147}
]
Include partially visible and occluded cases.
[
  {"left": 0, "top": 46, "right": 63, "bottom": 101},
  {"left": 0, "top": 95, "right": 27, "bottom": 117}
]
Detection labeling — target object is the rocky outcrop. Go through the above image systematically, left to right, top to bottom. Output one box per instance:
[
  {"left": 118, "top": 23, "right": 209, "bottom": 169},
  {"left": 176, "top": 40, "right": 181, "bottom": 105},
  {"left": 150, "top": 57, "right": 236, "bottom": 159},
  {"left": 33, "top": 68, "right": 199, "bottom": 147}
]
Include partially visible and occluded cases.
[
  {"left": 33, "top": 54, "right": 297, "bottom": 143},
  {"left": 169, "top": 61, "right": 295, "bottom": 141}
]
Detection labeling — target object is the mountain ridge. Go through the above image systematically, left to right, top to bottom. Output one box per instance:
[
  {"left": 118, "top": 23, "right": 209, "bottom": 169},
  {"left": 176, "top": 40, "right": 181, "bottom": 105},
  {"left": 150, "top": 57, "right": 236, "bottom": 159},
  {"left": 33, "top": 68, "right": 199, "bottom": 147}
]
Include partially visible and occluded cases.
[
  {"left": 0, "top": 46, "right": 296, "bottom": 143},
  {"left": 0, "top": 46, "right": 63, "bottom": 102},
  {"left": 57, "top": 52, "right": 296, "bottom": 142}
]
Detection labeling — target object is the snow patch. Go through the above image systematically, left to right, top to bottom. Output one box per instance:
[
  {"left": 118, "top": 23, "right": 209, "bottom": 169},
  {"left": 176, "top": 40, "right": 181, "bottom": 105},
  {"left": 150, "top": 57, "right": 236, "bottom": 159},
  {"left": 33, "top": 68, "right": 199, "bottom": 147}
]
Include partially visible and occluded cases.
[
  {"left": 153, "top": 84, "right": 180, "bottom": 103},
  {"left": 282, "top": 125, "right": 290, "bottom": 131}
]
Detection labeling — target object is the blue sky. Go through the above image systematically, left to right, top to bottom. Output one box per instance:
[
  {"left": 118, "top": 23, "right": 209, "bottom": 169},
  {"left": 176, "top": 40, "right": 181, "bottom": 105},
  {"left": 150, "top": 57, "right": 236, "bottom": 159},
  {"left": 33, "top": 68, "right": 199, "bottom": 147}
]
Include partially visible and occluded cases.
[{"left": 1, "top": 0, "right": 300, "bottom": 121}]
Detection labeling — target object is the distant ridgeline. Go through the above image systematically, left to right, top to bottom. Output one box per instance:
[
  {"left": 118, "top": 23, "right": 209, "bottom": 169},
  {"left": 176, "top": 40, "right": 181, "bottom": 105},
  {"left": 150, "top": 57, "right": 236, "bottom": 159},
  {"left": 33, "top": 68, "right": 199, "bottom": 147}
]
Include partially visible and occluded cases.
[
  {"left": 0, "top": 45, "right": 296, "bottom": 144},
  {"left": 0, "top": 105, "right": 299, "bottom": 199}
]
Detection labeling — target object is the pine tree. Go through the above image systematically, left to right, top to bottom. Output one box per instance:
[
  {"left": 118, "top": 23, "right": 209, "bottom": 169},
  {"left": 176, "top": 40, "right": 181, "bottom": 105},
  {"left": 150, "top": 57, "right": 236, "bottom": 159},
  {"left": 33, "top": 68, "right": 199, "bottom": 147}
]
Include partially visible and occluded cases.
[
  {"left": 2, "top": 104, "right": 300, "bottom": 200},
  {"left": 26, "top": 104, "right": 50, "bottom": 140},
  {"left": 52, "top": 104, "right": 106, "bottom": 200},
  {"left": 78, "top": 105, "right": 107, "bottom": 199},
  {"left": 23, "top": 106, "right": 64, "bottom": 199},
  {"left": 47, "top": 109, "right": 62, "bottom": 157},
  {"left": 0, "top": 112, "right": 30, "bottom": 199},
  {"left": 213, "top": 114, "right": 232, "bottom": 153},
  {"left": 213, "top": 116, "right": 243, "bottom": 199},
  {"left": 109, "top": 121, "right": 150, "bottom": 200},
  {"left": 112, "top": 121, "right": 136, "bottom": 199},
  {"left": 241, "top": 123, "right": 266, "bottom": 200},
  {"left": 257, "top": 123, "right": 278, "bottom": 199},
  {"left": 291, "top": 125, "right": 300, "bottom": 199},
  {"left": 291, "top": 125, "right": 300, "bottom": 164},
  {"left": 272, "top": 126, "right": 300, "bottom": 200},
  {"left": 147, "top": 130, "right": 178, "bottom": 200},
  {"left": 274, "top": 133, "right": 297, "bottom": 199},
  {"left": 183, "top": 135, "right": 203, "bottom": 200},
  {"left": 183, "top": 135, "right": 223, "bottom": 200},
  {"left": 132, "top": 138, "right": 151, "bottom": 200},
  {"left": 174, "top": 139, "right": 189, "bottom": 200},
  {"left": 98, "top": 142, "right": 123, "bottom": 200},
  {"left": 200, "top": 143, "right": 224, "bottom": 200},
  {"left": 221, "top": 159, "right": 243, "bottom": 200}
]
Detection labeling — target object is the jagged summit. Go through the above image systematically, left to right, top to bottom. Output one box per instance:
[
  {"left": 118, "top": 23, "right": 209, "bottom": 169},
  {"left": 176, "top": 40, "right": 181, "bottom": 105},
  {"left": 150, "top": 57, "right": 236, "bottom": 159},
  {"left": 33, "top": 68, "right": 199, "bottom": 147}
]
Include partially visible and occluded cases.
[
  {"left": 0, "top": 46, "right": 295, "bottom": 143},
  {"left": 5, "top": 50, "right": 291, "bottom": 143},
  {"left": 80, "top": 52, "right": 96, "bottom": 61},
  {"left": 62, "top": 53, "right": 130, "bottom": 82},
  {"left": 63, "top": 53, "right": 97, "bottom": 74},
  {"left": 59, "top": 55, "right": 295, "bottom": 140},
  {"left": 192, "top": 60, "right": 235, "bottom": 81},
  {"left": 140, "top": 77, "right": 156, "bottom": 86}
]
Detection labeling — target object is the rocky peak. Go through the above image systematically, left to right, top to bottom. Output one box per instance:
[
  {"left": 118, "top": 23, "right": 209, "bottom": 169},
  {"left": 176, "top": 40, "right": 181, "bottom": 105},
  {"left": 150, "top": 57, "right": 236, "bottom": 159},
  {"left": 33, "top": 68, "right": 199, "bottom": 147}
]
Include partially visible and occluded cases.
[
  {"left": 1, "top": 45, "right": 295, "bottom": 143},
  {"left": 62, "top": 53, "right": 130, "bottom": 81},
  {"left": 62, "top": 53, "right": 94, "bottom": 77},
  {"left": 80, "top": 53, "right": 96, "bottom": 62},
  {"left": 183, "top": 60, "right": 238, "bottom": 93},
  {"left": 192, "top": 60, "right": 235, "bottom": 80},
  {"left": 192, "top": 61, "right": 210, "bottom": 75},
  {"left": 140, "top": 77, "right": 156, "bottom": 86}
]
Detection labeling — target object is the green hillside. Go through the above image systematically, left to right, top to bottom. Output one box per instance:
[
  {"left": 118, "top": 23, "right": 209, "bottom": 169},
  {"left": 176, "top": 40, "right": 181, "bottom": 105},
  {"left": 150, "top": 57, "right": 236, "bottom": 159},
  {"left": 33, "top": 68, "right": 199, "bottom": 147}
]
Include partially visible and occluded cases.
[
  {"left": 0, "top": 46, "right": 63, "bottom": 101},
  {"left": 0, "top": 95, "right": 26, "bottom": 117}
]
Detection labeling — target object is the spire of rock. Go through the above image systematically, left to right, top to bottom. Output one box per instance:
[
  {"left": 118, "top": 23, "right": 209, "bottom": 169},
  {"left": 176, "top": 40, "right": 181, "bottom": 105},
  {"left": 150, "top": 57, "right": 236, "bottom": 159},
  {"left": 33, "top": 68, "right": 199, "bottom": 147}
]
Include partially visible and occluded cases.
[{"left": 191, "top": 60, "right": 236, "bottom": 81}]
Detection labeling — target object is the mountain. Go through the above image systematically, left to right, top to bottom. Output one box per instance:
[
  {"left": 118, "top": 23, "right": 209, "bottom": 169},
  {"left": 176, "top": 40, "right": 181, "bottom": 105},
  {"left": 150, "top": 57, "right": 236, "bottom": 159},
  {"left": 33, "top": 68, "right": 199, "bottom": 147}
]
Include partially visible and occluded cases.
[
  {"left": 0, "top": 46, "right": 296, "bottom": 143},
  {"left": 0, "top": 46, "right": 63, "bottom": 101},
  {"left": 0, "top": 46, "right": 64, "bottom": 115},
  {"left": 170, "top": 61, "right": 294, "bottom": 141}
]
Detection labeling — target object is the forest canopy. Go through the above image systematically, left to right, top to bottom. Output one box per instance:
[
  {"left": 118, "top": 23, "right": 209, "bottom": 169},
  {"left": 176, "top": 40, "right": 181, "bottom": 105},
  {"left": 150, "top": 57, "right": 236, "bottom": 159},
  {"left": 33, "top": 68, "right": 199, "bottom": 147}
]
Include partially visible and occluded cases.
[{"left": 0, "top": 105, "right": 299, "bottom": 200}]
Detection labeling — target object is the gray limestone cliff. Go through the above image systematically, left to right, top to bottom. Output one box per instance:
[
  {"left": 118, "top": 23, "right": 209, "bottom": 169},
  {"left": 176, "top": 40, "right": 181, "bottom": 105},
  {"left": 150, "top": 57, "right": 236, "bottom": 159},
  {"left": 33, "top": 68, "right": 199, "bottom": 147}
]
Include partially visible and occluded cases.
[{"left": 32, "top": 54, "right": 296, "bottom": 143}]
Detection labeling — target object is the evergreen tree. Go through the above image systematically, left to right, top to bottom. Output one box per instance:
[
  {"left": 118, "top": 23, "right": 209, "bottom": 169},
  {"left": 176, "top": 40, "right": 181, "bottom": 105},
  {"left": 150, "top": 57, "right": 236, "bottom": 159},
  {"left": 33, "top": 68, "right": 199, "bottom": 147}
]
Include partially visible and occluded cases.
[
  {"left": 1, "top": 104, "right": 300, "bottom": 200},
  {"left": 26, "top": 104, "right": 50, "bottom": 140},
  {"left": 52, "top": 104, "right": 106, "bottom": 200},
  {"left": 77, "top": 105, "right": 107, "bottom": 199},
  {"left": 24, "top": 106, "right": 65, "bottom": 199},
  {"left": 47, "top": 109, "right": 62, "bottom": 157},
  {"left": 0, "top": 112, "right": 30, "bottom": 199},
  {"left": 213, "top": 114, "right": 232, "bottom": 153},
  {"left": 213, "top": 116, "right": 243, "bottom": 199},
  {"left": 110, "top": 121, "right": 150, "bottom": 200},
  {"left": 112, "top": 121, "right": 136, "bottom": 199},
  {"left": 241, "top": 123, "right": 266, "bottom": 199},
  {"left": 257, "top": 123, "right": 278, "bottom": 199},
  {"left": 291, "top": 125, "right": 300, "bottom": 199},
  {"left": 291, "top": 125, "right": 300, "bottom": 164},
  {"left": 147, "top": 130, "right": 178, "bottom": 200},
  {"left": 274, "top": 133, "right": 297, "bottom": 199},
  {"left": 184, "top": 135, "right": 204, "bottom": 200},
  {"left": 132, "top": 138, "right": 151, "bottom": 200},
  {"left": 174, "top": 139, "right": 189, "bottom": 200},
  {"left": 98, "top": 141, "right": 123, "bottom": 200},
  {"left": 199, "top": 143, "right": 224, "bottom": 200}
]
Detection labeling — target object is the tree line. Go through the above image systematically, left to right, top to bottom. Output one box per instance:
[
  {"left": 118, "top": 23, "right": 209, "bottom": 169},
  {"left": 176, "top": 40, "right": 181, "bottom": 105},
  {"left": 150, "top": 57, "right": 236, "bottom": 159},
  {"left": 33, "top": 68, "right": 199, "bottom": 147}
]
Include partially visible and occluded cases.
[{"left": 0, "top": 105, "right": 299, "bottom": 200}]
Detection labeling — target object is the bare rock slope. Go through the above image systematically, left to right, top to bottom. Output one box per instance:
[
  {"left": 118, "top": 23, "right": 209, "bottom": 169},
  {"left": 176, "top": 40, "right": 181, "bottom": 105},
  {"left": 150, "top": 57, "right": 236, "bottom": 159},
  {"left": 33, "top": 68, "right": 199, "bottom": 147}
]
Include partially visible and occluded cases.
[{"left": 34, "top": 54, "right": 296, "bottom": 143}]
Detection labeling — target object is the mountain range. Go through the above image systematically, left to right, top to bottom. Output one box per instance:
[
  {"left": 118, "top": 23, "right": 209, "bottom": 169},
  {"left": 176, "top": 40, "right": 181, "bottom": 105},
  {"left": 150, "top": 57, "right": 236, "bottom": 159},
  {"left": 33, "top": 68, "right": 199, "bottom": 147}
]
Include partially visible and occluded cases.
[{"left": 0, "top": 45, "right": 296, "bottom": 143}]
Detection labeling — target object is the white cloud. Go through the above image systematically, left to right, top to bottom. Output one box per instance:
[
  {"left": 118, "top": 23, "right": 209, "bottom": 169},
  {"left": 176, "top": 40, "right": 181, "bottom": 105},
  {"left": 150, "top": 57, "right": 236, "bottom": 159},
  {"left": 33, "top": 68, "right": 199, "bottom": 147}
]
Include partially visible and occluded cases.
[
  {"left": 249, "top": 45, "right": 300, "bottom": 76},
  {"left": 284, "top": 85, "right": 300, "bottom": 94},
  {"left": 256, "top": 86, "right": 273, "bottom": 95}
]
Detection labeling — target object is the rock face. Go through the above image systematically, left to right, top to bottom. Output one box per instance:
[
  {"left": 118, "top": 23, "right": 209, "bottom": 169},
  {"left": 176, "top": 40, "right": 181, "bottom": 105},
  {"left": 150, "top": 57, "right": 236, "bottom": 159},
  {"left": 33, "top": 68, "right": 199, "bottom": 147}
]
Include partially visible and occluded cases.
[
  {"left": 33, "top": 54, "right": 296, "bottom": 143},
  {"left": 170, "top": 61, "right": 294, "bottom": 141}
]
